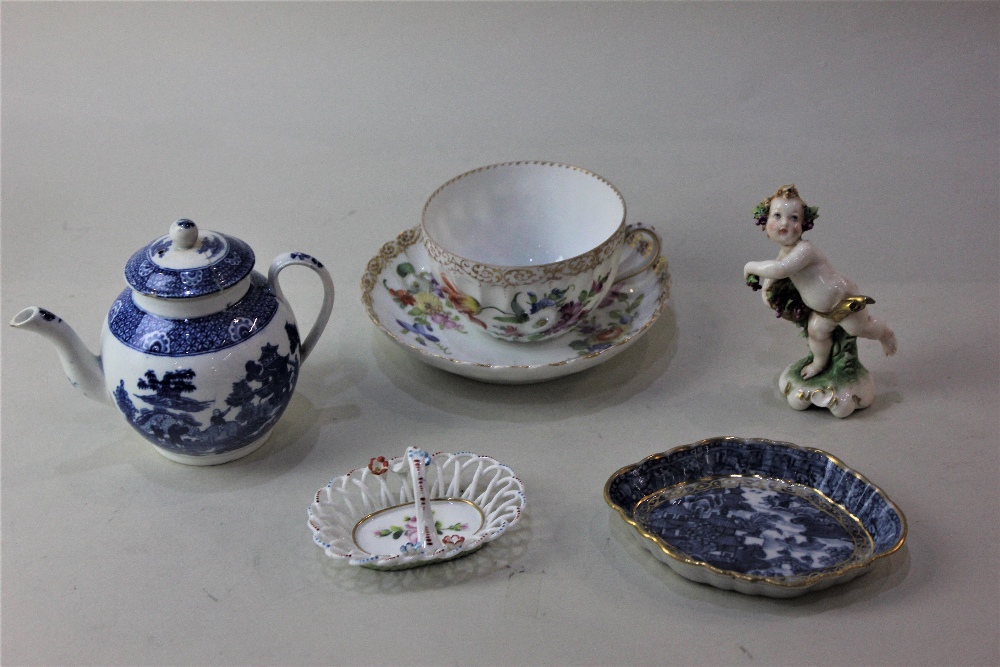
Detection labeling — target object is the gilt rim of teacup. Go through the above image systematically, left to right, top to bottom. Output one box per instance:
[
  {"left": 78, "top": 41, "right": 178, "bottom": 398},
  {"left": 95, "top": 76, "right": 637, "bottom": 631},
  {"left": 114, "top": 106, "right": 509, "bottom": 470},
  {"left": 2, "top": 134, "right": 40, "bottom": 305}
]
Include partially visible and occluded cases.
[{"left": 420, "top": 161, "right": 628, "bottom": 274}]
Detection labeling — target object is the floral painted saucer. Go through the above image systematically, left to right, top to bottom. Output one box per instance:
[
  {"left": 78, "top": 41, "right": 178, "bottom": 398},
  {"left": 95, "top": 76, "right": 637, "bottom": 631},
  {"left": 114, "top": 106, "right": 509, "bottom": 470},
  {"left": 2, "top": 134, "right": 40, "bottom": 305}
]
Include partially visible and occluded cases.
[
  {"left": 361, "top": 225, "right": 670, "bottom": 383},
  {"left": 605, "top": 437, "right": 907, "bottom": 597},
  {"left": 308, "top": 447, "right": 526, "bottom": 570}
]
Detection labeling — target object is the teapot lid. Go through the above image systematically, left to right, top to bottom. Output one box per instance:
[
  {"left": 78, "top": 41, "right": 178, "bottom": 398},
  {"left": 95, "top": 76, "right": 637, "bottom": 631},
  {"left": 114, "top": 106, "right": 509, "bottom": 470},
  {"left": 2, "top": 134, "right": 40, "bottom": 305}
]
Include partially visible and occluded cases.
[{"left": 124, "top": 219, "right": 256, "bottom": 298}]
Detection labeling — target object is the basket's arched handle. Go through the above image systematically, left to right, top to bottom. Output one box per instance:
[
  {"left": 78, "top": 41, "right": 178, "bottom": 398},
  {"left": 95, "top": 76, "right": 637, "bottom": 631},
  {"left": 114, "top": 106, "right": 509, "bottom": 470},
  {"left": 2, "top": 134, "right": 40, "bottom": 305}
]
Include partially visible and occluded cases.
[
  {"left": 614, "top": 223, "right": 662, "bottom": 284},
  {"left": 268, "top": 252, "right": 334, "bottom": 363},
  {"left": 406, "top": 447, "right": 442, "bottom": 553}
]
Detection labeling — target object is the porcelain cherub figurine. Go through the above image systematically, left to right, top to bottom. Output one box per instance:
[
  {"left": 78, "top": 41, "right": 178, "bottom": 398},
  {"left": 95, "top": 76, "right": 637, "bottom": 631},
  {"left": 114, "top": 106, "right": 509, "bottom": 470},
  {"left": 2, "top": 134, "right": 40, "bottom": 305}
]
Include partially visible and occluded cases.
[{"left": 744, "top": 185, "right": 897, "bottom": 417}]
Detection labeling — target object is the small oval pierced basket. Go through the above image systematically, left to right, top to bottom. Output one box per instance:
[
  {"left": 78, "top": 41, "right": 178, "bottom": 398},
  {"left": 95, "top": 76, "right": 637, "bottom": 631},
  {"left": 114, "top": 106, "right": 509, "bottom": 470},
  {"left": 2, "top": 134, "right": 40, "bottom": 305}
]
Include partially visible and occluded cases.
[{"left": 309, "top": 449, "right": 526, "bottom": 570}]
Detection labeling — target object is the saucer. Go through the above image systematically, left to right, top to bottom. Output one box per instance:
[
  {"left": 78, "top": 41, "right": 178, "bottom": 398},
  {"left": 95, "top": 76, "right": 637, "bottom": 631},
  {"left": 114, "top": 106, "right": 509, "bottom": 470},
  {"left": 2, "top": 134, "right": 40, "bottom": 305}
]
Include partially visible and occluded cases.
[
  {"left": 360, "top": 226, "right": 671, "bottom": 384},
  {"left": 605, "top": 437, "right": 907, "bottom": 597}
]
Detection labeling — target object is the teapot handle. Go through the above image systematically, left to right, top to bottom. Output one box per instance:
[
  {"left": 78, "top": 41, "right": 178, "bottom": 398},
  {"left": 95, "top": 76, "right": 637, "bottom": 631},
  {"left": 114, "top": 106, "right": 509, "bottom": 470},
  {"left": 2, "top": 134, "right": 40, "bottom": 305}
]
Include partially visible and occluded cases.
[{"left": 268, "top": 252, "right": 334, "bottom": 364}]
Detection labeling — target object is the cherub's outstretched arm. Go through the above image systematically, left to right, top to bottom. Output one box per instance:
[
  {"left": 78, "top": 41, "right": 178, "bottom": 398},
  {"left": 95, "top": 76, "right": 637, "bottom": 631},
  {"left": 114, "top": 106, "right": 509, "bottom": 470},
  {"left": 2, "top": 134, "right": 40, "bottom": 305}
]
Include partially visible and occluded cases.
[{"left": 743, "top": 241, "right": 817, "bottom": 280}]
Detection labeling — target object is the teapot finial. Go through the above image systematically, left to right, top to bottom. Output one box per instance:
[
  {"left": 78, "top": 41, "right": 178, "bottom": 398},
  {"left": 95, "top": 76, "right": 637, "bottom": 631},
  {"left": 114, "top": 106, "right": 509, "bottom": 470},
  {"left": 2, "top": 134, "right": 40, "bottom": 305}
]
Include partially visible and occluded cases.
[{"left": 170, "top": 218, "right": 199, "bottom": 250}]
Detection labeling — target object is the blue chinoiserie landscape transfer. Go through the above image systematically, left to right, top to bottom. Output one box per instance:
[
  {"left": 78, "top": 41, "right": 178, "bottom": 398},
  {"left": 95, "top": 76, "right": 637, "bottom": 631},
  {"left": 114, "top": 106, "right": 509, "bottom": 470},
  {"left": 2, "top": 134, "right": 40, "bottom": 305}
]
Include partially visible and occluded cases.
[
  {"left": 109, "top": 273, "right": 277, "bottom": 355},
  {"left": 113, "top": 320, "right": 301, "bottom": 457},
  {"left": 633, "top": 477, "right": 870, "bottom": 577}
]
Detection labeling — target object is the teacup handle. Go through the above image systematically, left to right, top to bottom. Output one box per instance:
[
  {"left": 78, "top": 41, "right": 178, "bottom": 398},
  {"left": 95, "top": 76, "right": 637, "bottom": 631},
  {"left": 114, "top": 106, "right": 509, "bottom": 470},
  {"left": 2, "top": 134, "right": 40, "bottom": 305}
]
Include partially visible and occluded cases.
[
  {"left": 614, "top": 223, "right": 662, "bottom": 283},
  {"left": 268, "top": 252, "right": 335, "bottom": 364}
]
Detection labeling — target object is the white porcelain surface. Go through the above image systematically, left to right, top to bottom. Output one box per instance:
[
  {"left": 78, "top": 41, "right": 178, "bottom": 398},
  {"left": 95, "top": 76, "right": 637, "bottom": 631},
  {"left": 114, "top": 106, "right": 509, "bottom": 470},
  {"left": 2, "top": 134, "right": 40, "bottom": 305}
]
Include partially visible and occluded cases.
[
  {"left": 422, "top": 161, "right": 625, "bottom": 265},
  {"left": 420, "top": 162, "right": 658, "bottom": 342},
  {"left": 361, "top": 225, "right": 670, "bottom": 383},
  {"left": 308, "top": 449, "right": 526, "bottom": 570},
  {"left": 352, "top": 499, "right": 484, "bottom": 558}
]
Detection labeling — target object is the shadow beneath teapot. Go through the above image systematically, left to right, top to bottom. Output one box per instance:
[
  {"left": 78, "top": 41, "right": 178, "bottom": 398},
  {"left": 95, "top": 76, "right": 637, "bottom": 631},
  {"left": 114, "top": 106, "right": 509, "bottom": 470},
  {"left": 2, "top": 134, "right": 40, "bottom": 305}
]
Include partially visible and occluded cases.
[
  {"left": 373, "top": 307, "right": 678, "bottom": 423},
  {"left": 598, "top": 506, "right": 910, "bottom": 615},
  {"left": 309, "top": 515, "right": 533, "bottom": 595}
]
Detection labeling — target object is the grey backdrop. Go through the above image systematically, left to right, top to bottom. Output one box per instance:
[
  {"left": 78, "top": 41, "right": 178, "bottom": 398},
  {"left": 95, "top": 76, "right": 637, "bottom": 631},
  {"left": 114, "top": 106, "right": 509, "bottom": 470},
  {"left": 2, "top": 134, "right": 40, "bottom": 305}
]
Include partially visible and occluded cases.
[{"left": 2, "top": 2, "right": 998, "bottom": 666}]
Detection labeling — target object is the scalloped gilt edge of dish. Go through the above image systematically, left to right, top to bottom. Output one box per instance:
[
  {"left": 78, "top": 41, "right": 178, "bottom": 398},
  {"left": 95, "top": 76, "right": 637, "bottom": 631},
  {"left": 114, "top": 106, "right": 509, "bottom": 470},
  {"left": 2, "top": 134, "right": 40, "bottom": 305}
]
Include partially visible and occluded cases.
[{"left": 604, "top": 436, "right": 907, "bottom": 597}]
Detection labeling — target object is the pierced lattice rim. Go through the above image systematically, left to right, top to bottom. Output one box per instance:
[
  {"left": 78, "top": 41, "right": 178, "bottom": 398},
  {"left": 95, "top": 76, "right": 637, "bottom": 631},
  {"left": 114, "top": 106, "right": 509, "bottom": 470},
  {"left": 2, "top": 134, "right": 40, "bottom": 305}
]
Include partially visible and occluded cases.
[{"left": 309, "top": 451, "right": 526, "bottom": 569}]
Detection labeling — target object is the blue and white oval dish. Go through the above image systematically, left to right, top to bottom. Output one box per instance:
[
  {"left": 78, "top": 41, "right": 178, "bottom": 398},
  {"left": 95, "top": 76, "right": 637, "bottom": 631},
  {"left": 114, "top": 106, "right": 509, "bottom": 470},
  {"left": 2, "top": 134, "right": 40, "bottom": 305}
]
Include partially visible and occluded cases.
[{"left": 605, "top": 436, "right": 907, "bottom": 597}]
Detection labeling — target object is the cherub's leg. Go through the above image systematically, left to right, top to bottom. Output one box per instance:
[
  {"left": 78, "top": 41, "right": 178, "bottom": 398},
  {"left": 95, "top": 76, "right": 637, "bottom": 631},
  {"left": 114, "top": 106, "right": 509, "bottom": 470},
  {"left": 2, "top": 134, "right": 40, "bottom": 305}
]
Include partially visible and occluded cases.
[
  {"left": 841, "top": 312, "right": 898, "bottom": 356},
  {"left": 802, "top": 313, "right": 837, "bottom": 379}
]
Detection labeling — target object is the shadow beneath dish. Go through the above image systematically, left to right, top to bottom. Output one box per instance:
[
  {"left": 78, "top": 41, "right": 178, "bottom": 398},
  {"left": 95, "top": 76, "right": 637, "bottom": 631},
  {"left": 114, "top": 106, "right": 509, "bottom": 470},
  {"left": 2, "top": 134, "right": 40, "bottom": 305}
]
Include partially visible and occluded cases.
[{"left": 373, "top": 307, "right": 677, "bottom": 423}]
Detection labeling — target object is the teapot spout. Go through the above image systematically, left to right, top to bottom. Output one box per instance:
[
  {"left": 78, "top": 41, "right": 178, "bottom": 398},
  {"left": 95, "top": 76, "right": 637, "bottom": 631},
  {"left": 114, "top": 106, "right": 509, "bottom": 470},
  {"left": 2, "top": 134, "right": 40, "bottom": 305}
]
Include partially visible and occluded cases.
[{"left": 10, "top": 307, "right": 111, "bottom": 407}]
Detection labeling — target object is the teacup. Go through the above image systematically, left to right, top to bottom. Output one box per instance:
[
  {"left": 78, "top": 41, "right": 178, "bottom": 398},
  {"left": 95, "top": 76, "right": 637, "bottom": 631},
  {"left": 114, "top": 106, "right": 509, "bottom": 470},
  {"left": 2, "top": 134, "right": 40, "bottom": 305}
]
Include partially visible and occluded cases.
[{"left": 421, "top": 161, "right": 660, "bottom": 342}]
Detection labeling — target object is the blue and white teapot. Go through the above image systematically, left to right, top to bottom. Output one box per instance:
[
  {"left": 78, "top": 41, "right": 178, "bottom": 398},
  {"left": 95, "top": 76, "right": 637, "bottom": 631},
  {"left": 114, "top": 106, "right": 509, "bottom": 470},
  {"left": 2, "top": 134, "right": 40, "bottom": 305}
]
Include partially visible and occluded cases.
[{"left": 11, "top": 219, "right": 334, "bottom": 465}]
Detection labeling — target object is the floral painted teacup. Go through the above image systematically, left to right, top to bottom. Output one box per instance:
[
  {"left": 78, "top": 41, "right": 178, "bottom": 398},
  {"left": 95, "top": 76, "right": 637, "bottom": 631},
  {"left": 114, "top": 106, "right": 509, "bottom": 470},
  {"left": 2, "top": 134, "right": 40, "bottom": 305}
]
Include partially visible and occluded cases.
[{"left": 421, "top": 161, "right": 660, "bottom": 342}]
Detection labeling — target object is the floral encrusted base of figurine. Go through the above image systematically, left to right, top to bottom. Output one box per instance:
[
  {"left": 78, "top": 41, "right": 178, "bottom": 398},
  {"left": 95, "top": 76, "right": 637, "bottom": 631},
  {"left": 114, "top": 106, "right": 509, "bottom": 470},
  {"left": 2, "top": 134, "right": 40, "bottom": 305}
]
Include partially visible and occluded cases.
[{"left": 779, "top": 330, "right": 875, "bottom": 418}]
